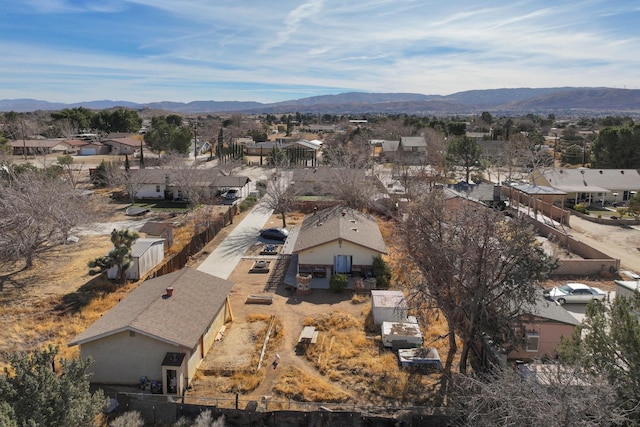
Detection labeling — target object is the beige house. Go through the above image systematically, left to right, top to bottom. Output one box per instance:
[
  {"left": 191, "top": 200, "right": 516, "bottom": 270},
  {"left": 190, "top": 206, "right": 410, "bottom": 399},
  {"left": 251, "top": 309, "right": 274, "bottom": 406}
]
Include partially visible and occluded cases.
[
  {"left": 534, "top": 168, "right": 640, "bottom": 206},
  {"left": 293, "top": 205, "right": 387, "bottom": 279},
  {"left": 68, "top": 268, "right": 234, "bottom": 396}
]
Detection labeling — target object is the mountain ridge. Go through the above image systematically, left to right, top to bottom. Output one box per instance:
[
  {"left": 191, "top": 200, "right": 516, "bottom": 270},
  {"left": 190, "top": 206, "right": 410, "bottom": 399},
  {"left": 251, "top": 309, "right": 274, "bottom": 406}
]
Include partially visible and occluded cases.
[{"left": 1, "top": 87, "right": 639, "bottom": 114}]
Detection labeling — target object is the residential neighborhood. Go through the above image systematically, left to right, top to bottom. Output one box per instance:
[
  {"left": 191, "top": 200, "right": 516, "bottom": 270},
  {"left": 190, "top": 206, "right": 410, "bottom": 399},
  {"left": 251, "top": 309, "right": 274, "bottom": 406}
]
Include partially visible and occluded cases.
[{"left": 2, "top": 108, "right": 640, "bottom": 426}]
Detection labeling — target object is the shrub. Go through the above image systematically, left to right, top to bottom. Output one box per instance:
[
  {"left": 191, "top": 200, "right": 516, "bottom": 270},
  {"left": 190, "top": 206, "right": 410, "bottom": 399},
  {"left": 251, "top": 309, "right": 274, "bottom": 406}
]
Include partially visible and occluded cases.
[
  {"left": 239, "top": 195, "right": 257, "bottom": 212},
  {"left": 573, "top": 203, "right": 589, "bottom": 214},
  {"left": 372, "top": 255, "right": 392, "bottom": 288},
  {"left": 329, "top": 274, "right": 348, "bottom": 293}
]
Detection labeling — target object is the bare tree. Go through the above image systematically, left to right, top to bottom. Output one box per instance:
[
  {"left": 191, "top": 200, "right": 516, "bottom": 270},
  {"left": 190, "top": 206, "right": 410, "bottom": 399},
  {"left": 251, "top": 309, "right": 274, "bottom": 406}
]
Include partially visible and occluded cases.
[
  {"left": 507, "top": 132, "right": 554, "bottom": 183},
  {"left": 322, "top": 142, "right": 376, "bottom": 210},
  {"left": 161, "top": 153, "right": 220, "bottom": 206},
  {"left": 56, "top": 154, "right": 85, "bottom": 189},
  {"left": 107, "top": 162, "right": 148, "bottom": 204},
  {"left": 0, "top": 169, "right": 98, "bottom": 268},
  {"left": 260, "top": 172, "right": 300, "bottom": 229},
  {"left": 400, "top": 191, "right": 557, "bottom": 382},
  {"left": 450, "top": 365, "right": 628, "bottom": 426}
]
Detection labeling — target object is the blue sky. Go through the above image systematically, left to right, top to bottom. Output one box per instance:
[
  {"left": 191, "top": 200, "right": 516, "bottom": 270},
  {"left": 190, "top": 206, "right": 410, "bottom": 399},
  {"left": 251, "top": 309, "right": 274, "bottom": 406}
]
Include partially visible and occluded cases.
[{"left": 2, "top": 0, "right": 639, "bottom": 103}]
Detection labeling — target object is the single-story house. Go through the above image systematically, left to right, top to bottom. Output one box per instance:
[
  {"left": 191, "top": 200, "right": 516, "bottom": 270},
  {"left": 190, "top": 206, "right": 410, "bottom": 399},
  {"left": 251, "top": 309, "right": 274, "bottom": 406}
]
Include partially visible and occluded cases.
[
  {"left": 399, "top": 136, "right": 427, "bottom": 153},
  {"left": 102, "top": 137, "right": 143, "bottom": 155},
  {"left": 10, "top": 139, "right": 72, "bottom": 156},
  {"left": 65, "top": 139, "right": 110, "bottom": 156},
  {"left": 244, "top": 141, "right": 282, "bottom": 156},
  {"left": 291, "top": 167, "right": 368, "bottom": 197},
  {"left": 130, "top": 168, "right": 250, "bottom": 202},
  {"left": 533, "top": 168, "right": 640, "bottom": 206},
  {"left": 292, "top": 205, "right": 387, "bottom": 278},
  {"left": 107, "top": 237, "right": 165, "bottom": 280},
  {"left": 68, "top": 268, "right": 234, "bottom": 396},
  {"left": 371, "top": 290, "right": 409, "bottom": 325},
  {"left": 508, "top": 296, "right": 580, "bottom": 362}
]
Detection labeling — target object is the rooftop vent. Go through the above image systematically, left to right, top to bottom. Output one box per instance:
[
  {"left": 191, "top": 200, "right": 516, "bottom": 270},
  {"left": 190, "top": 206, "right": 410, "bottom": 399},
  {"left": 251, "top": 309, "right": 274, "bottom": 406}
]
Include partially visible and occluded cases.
[
  {"left": 621, "top": 170, "right": 625, "bottom": 174},
  {"left": 341, "top": 211, "right": 346, "bottom": 216},
  {"left": 165, "top": 287, "right": 174, "bottom": 297}
]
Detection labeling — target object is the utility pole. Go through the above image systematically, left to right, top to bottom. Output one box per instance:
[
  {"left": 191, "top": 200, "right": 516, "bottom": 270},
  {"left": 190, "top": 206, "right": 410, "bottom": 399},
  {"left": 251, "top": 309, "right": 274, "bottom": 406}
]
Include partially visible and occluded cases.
[{"left": 192, "top": 122, "right": 198, "bottom": 165}]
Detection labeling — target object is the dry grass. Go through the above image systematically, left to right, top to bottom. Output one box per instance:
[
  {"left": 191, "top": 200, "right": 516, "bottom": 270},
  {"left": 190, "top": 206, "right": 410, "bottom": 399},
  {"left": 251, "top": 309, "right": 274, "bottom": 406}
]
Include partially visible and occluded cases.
[
  {"left": 300, "top": 310, "right": 442, "bottom": 406},
  {"left": 190, "top": 315, "right": 284, "bottom": 397},
  {"left": 272, "top": 366, "right": 353, "bottom": 403}
]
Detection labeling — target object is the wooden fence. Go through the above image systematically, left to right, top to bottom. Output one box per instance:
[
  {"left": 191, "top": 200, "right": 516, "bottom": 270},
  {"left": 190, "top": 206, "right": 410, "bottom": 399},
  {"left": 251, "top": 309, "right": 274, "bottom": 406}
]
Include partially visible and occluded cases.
[{"left": 147, "top": 205, "right": 237, "bottom": 279}]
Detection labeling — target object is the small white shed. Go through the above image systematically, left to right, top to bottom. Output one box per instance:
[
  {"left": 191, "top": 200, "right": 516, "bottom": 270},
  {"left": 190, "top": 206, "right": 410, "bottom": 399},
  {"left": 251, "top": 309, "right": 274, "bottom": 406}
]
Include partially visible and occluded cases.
[
  {"left": 108, "top": 238, "right": 165, "bottom": 280},
  {"left": 371, "top": 290, "right": 408, "bottom": 325},
  {"left": 381, "top": 321, "right": 423, "bottom": 349}
]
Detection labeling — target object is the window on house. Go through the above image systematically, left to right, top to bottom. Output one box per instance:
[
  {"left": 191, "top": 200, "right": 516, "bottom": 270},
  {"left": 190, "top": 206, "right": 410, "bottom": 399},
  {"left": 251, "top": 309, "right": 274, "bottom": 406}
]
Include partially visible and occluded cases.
[
  {"left": 156, "top": 185, "right": 161, "bottom": 192},
  {"left": 129, "top": 331, "right": 136, "bottom": 337},
  {"left": 526, "top": 332, "right": 539, "bottom": 352}
]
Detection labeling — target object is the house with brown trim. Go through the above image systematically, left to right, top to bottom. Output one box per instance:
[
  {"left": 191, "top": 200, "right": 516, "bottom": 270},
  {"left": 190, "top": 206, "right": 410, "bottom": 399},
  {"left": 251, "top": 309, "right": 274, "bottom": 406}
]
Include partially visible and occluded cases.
[
  {"left": 102, "top": 137, "right": 143, "bottom": 155},
  {"left": 9, "top": 139, "right": 72, "bottom": 156},
  {"left": 292, "top": 205, "right": 387, "bottom": 280},
  {"left": 68, "top": 268, "right": 234, "bottom": 396}
]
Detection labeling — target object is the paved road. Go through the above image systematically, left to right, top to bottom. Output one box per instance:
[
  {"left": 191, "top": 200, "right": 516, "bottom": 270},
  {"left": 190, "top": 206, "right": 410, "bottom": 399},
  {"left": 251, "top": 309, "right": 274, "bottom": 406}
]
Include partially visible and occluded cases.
[{"left": 197, "top": 204, "right": 274, "bottom": 279}]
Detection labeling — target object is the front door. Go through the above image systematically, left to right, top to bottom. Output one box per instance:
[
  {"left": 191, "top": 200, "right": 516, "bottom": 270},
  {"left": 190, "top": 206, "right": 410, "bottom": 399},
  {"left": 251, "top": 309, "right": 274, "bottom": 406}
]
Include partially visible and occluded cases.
[
  {"left": 333, "top": 255, "right": 352, "bottom": 274},
  {"left": 166, "top": 369, "right": 177, "bottom": 394}
]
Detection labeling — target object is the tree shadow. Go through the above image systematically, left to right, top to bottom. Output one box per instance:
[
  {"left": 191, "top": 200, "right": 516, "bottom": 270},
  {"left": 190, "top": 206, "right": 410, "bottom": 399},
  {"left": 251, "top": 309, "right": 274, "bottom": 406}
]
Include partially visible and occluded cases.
[
  {"left": 0, "top": 266, "right": 29, "bottom": 292},
  {"left": 54, "top": 274, "right": 118, "bottom": 315}
]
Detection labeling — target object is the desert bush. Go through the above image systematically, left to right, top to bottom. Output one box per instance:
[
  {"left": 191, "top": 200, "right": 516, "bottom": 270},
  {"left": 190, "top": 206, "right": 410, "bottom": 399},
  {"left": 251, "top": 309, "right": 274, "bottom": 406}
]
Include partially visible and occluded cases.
[
  {"left": 239, "top": 195, "right": 257, "bottom": 212},
  {"left": 573, "top": 203, "right": 589, "bottom": 214},
  {"left": 329, "top": 273, "right": 348, "bottom": 293},
  {"left": 109, "top": 411, "right": 144, "bottom": 427}
]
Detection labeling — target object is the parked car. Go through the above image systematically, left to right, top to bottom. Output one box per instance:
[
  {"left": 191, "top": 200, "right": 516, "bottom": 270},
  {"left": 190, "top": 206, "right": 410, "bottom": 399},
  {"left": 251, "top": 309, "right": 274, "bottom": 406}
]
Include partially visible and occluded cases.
[
  {"left": 224, "top": 189, "right": 240, "bottom": 200},
  {"left": 259, "top": 227, "right": 288, "bottom": 241},
  {"left": 543, "top": 283, "right": 606, "bottom": 305}
]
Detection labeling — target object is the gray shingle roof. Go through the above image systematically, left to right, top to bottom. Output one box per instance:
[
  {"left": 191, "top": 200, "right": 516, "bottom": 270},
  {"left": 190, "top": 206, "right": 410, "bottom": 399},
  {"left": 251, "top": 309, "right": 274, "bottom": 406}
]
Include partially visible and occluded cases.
[
  {"left": 400, "top": 136, "right": 427, "bottom": 148},
  {"left": 292, "top": 205, "right": 387, "bottom": 254},
  {"left": 130, "top": 238, "right": 164, "bottom": 257},
  {"left": 68, "top": 268, "right": 234, "bottom": 348},
  {"left": 527, "top": 296, "right": 580, "bottom": 326}
]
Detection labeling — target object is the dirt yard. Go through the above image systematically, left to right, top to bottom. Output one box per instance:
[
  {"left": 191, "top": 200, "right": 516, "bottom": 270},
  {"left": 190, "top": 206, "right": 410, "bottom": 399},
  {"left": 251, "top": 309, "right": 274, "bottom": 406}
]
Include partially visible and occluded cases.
[{"left": 3, "top": 200, "right": 640, "bottom": 404}]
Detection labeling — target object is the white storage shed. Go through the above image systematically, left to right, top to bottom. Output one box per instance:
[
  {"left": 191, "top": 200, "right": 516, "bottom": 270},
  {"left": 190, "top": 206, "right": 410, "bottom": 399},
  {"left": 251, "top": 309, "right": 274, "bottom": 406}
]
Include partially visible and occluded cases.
[
  {"left": 108, "top": 238, "right": 165, "bottom": 280},
  {"left": 614, "top": 280, "right": 640, "bottom": 299},
  {"left": 371, "top": 290, "right": 408, "bottom": 325}
]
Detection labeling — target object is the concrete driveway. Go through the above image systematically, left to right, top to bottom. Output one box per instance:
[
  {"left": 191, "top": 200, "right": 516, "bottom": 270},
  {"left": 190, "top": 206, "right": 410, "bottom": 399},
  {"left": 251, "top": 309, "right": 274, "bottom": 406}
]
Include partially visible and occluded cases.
[{"left": 197, "top": 204, "right": 274, "bottom": 279}]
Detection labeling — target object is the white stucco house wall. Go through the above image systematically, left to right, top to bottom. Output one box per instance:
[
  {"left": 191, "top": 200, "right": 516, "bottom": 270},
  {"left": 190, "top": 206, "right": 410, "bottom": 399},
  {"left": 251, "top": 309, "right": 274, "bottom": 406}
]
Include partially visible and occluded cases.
[{"left": 68, "top": 268, "right": 234, "bottom": 396}]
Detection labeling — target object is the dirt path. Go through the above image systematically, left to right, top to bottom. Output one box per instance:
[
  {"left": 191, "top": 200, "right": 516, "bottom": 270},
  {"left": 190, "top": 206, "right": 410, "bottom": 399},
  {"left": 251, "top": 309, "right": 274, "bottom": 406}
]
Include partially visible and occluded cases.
[{"left": 567, "top": 216, "right": 640, "bottom": 272}]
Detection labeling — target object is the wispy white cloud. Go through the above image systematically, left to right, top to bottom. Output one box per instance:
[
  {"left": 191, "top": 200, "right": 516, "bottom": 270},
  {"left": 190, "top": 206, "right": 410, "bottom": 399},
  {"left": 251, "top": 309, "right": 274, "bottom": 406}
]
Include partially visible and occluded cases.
[{"left": 2, "top": 0, "right": 640, "bottom": 102}]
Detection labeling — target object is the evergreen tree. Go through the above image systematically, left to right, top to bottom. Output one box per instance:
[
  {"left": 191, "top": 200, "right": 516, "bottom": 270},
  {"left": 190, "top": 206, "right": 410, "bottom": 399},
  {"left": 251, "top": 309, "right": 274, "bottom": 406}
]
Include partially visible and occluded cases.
[
  {"left": 139, "top": 143, "right": 145, "bottom": 168},
  {"left": 124, "top": 154, "right": 130, "bottom": 172},
  {"left": 88, "top": 229, "right": 139, "bottom": 285},
  {"left": 559, "top": 293, "right": 640, "bottom": 420},
  {"left": 0, "top": 346, "right": 106, "bottom": 427}
]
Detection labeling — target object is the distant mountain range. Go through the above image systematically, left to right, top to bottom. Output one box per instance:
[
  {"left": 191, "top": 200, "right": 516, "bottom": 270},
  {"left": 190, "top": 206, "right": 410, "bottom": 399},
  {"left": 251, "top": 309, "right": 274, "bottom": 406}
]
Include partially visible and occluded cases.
[{"left": 2, "top": 87, "right": 639, "bottom": 115}]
